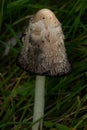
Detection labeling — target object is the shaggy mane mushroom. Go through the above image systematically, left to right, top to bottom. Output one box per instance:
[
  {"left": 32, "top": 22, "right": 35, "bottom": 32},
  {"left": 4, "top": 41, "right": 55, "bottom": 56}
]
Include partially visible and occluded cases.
[{"left": 17, "top": 8, "right": 71, "bottom": 130}]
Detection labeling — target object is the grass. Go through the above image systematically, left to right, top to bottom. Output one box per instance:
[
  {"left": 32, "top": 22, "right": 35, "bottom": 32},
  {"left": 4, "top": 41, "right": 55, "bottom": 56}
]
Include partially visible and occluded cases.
[{"left": 0, "top": 0, "right": 87, "bottom": 130}]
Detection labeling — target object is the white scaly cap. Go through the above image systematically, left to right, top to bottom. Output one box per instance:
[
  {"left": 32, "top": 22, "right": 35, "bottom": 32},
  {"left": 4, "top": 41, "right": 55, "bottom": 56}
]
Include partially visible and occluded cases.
[{"left": 17, "top": 8, "right": 71, "bottom": 76}]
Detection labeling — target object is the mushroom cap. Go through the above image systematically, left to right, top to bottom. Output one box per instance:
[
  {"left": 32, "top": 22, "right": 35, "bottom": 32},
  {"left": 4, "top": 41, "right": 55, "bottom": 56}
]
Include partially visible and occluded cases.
[{"left": 17, "top": 8, "right": 71, "bottom": 76}]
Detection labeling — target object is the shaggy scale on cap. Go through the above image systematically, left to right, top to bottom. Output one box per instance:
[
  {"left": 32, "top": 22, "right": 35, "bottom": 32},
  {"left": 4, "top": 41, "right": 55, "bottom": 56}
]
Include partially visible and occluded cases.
[{"left": 17, "top": 9, "right": 71, "bottom": 76}]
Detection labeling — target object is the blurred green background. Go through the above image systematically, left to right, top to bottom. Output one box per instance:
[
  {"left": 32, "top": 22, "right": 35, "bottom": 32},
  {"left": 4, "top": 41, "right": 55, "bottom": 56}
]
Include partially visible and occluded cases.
[{"left": 0, "top": 0, "right": 87, "bottom": 130}]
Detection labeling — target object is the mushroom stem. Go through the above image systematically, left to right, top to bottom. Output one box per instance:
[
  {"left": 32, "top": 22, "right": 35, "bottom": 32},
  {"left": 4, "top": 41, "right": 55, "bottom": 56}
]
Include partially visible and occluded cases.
[{"left": 32, "top": 75, "right": 45, "bottom": 130}]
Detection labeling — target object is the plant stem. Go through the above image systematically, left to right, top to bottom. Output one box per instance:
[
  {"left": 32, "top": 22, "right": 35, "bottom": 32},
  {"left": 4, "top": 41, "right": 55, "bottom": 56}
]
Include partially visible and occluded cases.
[{"left": 32, "top": 76, "right": 45, "bottom": 130}]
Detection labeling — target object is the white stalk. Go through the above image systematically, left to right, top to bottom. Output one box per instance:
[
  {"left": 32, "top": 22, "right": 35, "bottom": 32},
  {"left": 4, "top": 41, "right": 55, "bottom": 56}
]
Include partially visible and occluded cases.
[{"left": 32, "top": 76, "right": 45, "bottom": 130}]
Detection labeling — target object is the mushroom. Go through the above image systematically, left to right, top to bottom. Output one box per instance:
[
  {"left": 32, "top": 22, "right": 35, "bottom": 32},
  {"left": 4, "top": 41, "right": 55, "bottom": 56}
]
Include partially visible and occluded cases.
[{"left": 17, "top": 9, "right": 71, "bottom": 130}]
